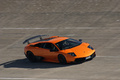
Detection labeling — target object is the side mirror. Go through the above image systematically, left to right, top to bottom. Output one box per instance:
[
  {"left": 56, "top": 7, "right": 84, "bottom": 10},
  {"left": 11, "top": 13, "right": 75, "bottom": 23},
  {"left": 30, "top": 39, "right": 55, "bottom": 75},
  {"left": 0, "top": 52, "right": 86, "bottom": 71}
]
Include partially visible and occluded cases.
[{"left": 79, "top": 39, "right": 82, "bottom": 42}]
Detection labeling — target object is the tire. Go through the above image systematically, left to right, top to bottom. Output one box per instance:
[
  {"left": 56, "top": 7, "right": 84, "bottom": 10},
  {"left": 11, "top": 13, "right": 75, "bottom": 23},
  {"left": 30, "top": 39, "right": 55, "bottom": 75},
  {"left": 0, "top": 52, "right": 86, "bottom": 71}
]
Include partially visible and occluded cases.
[
  {"left": 26, "top": 51, "right": 37, "bottom": 62},
  {"left": 58, "top": 54, "right": 67, "bottom": 64}
]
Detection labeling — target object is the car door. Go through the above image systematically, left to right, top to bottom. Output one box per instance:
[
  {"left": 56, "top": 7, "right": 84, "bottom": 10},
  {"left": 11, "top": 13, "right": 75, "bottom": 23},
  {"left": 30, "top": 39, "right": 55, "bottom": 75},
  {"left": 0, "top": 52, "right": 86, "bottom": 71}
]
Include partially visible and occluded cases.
[
  {"left": 33, "top": 43, "right": 59, "bottom": 61},
  {"left": 42, "top": 43, "right": 59, "bottom": 61}
]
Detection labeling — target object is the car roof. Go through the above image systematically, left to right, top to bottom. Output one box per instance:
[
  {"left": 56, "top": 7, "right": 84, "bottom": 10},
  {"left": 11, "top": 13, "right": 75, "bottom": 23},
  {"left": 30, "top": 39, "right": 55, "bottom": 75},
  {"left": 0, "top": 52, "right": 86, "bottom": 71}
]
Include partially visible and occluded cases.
[
  {"left": 30, "top": 36, "right": 69, "bottom": 45},
  {"left": 48, "top": 37, "right": 68, "bottom": 43}
]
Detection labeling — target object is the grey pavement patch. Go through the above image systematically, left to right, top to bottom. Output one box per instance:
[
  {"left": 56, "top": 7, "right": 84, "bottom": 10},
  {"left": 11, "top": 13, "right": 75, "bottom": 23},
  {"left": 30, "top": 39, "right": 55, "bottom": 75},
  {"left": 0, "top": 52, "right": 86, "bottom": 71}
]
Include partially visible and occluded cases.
[{"left": 0, "top": 0, "right": 120, "bottom": 80}]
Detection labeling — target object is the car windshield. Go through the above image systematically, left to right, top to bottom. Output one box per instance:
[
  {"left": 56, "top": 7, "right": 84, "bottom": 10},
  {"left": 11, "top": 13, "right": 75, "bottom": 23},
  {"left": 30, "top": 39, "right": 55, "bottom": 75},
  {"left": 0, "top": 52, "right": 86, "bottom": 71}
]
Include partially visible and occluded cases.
[{"left": 55, "top": 38, "right": 82, "bottom": 50}]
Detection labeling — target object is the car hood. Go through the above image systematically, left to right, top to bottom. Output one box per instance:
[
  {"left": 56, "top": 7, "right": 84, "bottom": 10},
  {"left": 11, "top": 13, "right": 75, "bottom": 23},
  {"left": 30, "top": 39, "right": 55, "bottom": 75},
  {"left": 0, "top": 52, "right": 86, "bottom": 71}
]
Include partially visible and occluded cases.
[{"left": 60, "top": 43, "right": 95, "bottom": 58}]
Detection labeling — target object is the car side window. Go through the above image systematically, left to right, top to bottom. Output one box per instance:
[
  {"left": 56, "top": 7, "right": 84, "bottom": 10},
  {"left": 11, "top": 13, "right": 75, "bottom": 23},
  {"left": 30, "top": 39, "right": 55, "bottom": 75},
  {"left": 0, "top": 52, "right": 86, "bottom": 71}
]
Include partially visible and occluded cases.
[
  {"left": 34, "top": 43, "right": 44, "bottom": 48},
  {"left": 43, "top": 43, "right": 58, "bottom": 51}
]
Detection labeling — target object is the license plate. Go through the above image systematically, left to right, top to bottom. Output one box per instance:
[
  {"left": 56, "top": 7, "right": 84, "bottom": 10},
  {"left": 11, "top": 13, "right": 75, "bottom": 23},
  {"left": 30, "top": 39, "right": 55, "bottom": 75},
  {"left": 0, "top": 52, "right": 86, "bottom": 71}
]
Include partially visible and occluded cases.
[{"left": 85, "top": 56, "right": 91, "bottom": 60}]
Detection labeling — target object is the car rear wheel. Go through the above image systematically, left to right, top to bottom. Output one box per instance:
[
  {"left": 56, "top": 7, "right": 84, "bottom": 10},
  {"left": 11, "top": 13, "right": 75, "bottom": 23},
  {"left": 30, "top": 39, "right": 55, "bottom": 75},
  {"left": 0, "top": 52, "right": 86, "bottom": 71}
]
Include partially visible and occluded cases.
[
  {"left": 26, "top": 51, "right": 37, "bottom": 62},
  {"left": 58, "top": 54, "right": 67, "bottom": 64}
]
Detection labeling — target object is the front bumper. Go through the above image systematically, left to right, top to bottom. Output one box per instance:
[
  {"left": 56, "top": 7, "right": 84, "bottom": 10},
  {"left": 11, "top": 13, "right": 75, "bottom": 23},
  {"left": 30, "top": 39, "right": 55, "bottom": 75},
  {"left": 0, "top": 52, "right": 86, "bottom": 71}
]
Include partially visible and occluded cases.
[{"left": 75, "top": 52, "right": 96, "bottom": 63}]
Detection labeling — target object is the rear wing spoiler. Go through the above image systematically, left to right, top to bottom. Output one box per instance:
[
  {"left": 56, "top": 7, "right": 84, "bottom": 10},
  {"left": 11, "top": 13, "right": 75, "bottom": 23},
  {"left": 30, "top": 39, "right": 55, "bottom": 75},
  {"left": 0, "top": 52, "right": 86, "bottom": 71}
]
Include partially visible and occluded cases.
[{"left": 23, "top": 35, "right": 47, "bottom": 44}]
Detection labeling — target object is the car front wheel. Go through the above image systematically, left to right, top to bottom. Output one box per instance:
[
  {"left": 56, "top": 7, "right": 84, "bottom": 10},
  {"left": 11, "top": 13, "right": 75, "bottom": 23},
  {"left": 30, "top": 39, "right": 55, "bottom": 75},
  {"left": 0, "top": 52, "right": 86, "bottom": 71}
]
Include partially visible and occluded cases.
[{"left": 58, "top": 54, "right": 67, "bottom": 64}]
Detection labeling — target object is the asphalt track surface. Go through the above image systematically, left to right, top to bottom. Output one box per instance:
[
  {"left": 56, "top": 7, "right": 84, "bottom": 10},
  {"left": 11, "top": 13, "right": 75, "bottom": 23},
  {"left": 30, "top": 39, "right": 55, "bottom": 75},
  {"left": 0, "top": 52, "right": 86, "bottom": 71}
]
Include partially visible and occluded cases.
[{"left": 0, "top": 0, "right": 120, "bottom": 80}]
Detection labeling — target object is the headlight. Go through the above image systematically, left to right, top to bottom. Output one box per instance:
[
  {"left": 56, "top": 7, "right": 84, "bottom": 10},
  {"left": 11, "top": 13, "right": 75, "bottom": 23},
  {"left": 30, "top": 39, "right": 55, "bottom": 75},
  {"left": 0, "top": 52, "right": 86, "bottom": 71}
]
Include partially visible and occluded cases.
[
  {"left": 88, "top": 45, "right": 94, "bottom": 50},
  {"left": 68, "top": 52, "right": 76, "bottom": 56}
]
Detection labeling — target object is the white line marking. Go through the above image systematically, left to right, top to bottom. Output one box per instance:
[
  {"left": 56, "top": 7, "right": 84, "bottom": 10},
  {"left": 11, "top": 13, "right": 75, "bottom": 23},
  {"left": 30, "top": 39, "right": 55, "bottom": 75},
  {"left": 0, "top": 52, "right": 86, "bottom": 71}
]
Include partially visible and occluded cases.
[
  {"left": 0, "top": 27, "right": 99, "bottom": 30},
  {"left": 0, "top": 27, "right": 120, "bottom": 30},
  {"left": 0, "top": 28, "right": 55, "bottom": 30},
  {"left": 0, "top": 78, "right": 70, "bottom": 80},
  {"left": 0, "top": 78, "right": 34, "bottom": 80}
]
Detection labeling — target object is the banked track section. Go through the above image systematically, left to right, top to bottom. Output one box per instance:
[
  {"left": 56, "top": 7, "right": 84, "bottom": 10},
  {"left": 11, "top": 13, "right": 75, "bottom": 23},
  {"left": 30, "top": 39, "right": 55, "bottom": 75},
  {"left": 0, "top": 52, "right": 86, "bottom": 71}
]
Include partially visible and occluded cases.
[{"left": 0, "top": 0, "right": 120, "bottom": 80}]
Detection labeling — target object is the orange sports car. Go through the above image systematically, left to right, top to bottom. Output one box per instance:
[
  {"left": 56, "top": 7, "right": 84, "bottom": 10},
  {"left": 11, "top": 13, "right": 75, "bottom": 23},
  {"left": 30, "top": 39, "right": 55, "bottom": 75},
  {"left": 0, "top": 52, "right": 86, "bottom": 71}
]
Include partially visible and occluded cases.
[{"left": 23, "top": 35, "right": 96, "bottom": 64}]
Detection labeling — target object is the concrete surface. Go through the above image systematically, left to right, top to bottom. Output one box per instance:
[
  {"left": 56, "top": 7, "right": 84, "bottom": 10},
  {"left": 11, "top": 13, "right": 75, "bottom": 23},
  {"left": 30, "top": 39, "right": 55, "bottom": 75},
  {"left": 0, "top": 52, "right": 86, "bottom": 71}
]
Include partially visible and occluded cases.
[{"left": 0, "top": 0, "right": 120, "bottom": 80}]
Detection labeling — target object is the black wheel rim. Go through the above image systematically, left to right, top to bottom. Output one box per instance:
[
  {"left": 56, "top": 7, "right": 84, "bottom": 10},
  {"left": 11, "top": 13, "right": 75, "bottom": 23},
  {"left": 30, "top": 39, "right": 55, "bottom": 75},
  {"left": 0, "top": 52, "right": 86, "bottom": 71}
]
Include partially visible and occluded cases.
[{"left": 58, "top": 55, "right": 67, "bottom": 64}]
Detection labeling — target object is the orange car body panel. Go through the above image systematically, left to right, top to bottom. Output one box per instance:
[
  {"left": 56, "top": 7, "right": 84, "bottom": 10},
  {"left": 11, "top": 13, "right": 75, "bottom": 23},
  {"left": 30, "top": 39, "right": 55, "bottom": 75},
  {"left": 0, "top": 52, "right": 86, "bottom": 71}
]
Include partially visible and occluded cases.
[{"left": 24, "top": 36, "right": 95, "bottom": 63}]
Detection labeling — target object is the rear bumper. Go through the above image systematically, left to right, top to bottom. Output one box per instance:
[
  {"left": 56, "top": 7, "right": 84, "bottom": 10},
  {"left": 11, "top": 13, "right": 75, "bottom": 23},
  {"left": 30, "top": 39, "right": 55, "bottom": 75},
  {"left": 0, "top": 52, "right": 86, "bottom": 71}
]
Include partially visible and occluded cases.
[{"left": 75, "top": 52, "right": 96, "bottom": 63}]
